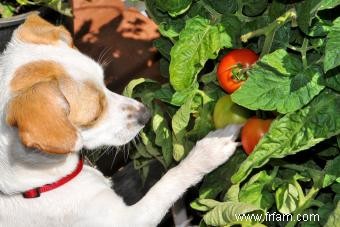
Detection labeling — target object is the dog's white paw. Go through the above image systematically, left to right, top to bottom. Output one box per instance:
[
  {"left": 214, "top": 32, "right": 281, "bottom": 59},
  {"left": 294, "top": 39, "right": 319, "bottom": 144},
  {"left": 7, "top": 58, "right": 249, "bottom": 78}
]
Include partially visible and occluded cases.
[{"left": 185, "top": 124, "right": 242, "bottom": 174}]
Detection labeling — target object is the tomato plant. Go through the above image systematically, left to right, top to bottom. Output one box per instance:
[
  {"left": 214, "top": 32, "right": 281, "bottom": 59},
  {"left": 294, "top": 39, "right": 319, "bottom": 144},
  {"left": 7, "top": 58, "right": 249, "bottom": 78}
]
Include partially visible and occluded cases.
[
  {"left": 125, "top": 0, "right": 340, "bottom": 226},
  {"left": 217, "top": 49, "right": 258, "bottom": 93},
  {"left": 213, "top": 95, "right": 250, "bottom": 129},
  {"left": 241, "top": 117, "right": 272, "bottom": 155}
]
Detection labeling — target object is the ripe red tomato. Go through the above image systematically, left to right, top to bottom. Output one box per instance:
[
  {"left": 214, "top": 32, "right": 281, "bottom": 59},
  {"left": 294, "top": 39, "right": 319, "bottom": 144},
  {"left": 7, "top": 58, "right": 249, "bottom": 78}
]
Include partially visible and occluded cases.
[
  {"left": 217, "top": 49, "right": 258, "bottom": 93},
  {"left": 241, "top": 117, "right": 272, "bottom": 155}
]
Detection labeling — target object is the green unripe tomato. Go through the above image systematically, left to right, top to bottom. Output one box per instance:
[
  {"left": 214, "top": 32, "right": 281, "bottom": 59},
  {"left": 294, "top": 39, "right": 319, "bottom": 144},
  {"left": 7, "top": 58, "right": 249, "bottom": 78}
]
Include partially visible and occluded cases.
[{"left": 213, "top": 95, "right": 251, "bottom": 129}]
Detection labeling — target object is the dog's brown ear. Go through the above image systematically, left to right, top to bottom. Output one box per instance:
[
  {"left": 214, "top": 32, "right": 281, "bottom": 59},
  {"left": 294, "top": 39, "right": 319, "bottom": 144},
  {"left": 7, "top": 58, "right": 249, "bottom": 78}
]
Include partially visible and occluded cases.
[
  {"left": 16, "top": 14, "right": 73, "bottom": 47},
  {"left": 6, "top": 80, "right": 78, "bottom": 154}
]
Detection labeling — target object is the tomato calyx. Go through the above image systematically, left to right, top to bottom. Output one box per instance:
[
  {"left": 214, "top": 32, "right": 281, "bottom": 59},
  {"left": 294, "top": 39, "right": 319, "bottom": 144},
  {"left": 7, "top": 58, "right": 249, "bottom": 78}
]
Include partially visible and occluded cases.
[
  {"left": 219, "top": 63, "right": 250, "bottom": 82},
  {"left": 231, "top": 64, "right": 250, "bottom": 81}
]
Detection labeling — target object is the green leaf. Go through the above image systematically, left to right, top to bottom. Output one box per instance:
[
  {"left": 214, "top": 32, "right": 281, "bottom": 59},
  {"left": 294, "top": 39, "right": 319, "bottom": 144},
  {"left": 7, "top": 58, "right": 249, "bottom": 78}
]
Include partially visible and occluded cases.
[
  {"left": 17, "top": 0, "right": 29, "bottom": 5},
  {"left": 40, "top": 0, "right": 72, "bottom": 16},
  {"left": 145, "top": 0, "right": 185, "bottom": 37},
  {"left": 155, "top": 0, "right": 192, "bottom": 17},
  {"left": 206, "top": 0, "right": 237, "bottom": 14},
  {"left": 242, "top": 0, "right": 269, "bottom": 17},
  {"left": 268, "top": 0, "right": 288, "bottom": 20},
  {"left": 297, "top": 0, "right": 340, "bottom": 34},
  {"left": 319, "top": 0, "right": 340, "bottom": 10},
  {"left": 185, "top": 1, "right": 212, "bottom": 20},
  {"left": 0, "top": 3, "right": 15, "bottom": 18},
  {"left": 220, "top": 14, "right": 242, "bottom": 47},
  {"left": 169, "top": 16, "right": 231, "bottom": 91},
  {"left": 308, "top": 17, "right": 332, "bottom": 37},
  {"left": 324, "top": 17, "right": 340, "bottom": 72},
  {"left": 158, "top": 20, "right": 185, "bottom": 39},
  {"left": 271, "top": 23, "right": 291, "bottom": 51},
  {"left": 153, "top": 38, "right": 172, "bottom": 61},
  {"left": 231, "top": 49, "right": 325, "bottom": 114},
  {"left": 159, "top": 58, "right": 170, "bottom": 78},
  {"left": 324, "top": 73, "right": 340, "bottom": 92},
  {"left": 123, "top": 78, "right": 157, "bottom": 98},
  {"left": 154, "top": 83, "right": 199, "bottom": 106},
  {"left": 153, "top": 84, "right": 174, "bottom": 104},
  {"left": 171, "top": 84, "right": 199, "bottom": 106},
  {"left": 186, "top": 89, "right": 216, "bottom": 141},
  {"left": 232, "top": 89, "right": 340, "bottom": 184},
  {"left": 171, "top": 94, "right": 194, "bottom": 161},
  {"left": 187, "top": 103, "right": 214, "bottom": 141},
  {"left": 152, "top": 104, "right": 173, "bottom": 167},
  {"left": 139, "top": 131, "right": 167, "bottom": 168},
  {"left": 139, "top": 132, "right": 160, "bottom": 157},
  {"left": 133, "top": 143, "right": 152, "bottom": 158},
  {"left": 317, "top": 146, "right": 339, "bottom": 158},
  {"left": 198, "top": 151, "right": 246, "bottom": 199},
  {"left": 323, "top": 156, "right": 340, "bottom": 188},
  {"left": 281, "top": 162, "right": 327, "bottom": 189},
  {"left": 239, "top": 170, "right": 277, "bottom": 210},
  {"left": 331, "top": 182, "right": 340, "bottom": 193},
  {"left": 275, "top": 183, "right": 299, "bottom": 214},
  {"left": 224, "top": 184, "right": 240, "bottom": 202},
  {"left": 191, "top": 199, "right": 223, "bottom": 212},
  {"left": 324, "top": 201, "right": 340, "bottom": 227},
  {"left": 203, "top": 202, "right": 265, "bottom": 226},
  {"left": 318, "top": 202, "right": 335, "bottom": 226},
  {"left": 301, "top": 209, "right": 322, "bottom": 227},
  {"left": 199, "top": 220, "right": 208, "bottom": 227}
]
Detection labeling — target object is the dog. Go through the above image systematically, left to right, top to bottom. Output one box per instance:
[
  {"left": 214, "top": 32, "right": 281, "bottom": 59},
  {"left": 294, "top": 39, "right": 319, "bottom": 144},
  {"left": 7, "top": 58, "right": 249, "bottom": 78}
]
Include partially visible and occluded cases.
[{"left": 0, "top": 15, "right": 241, "bottom": 227}]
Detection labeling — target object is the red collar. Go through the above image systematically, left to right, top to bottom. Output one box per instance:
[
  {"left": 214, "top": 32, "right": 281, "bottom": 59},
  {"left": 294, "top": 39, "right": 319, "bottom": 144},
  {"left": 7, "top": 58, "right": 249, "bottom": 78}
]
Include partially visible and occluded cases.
[{"left": 23, "top": 156, "right": 84, "bottom": 199}]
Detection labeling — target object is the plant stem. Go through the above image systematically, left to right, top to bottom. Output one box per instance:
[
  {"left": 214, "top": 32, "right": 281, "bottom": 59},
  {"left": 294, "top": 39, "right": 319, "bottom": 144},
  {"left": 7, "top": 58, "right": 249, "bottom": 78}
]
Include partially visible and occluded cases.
[
  {"left": 234, "top": 1, "right": 254, "bottom": 22},
  {"left": 241, "top": 8, "right": 297, "bottom": 56},
  {"left": 241, "top": 8, "right": 297, "bottom": 42},
  {"left": 260, "top": 28, "right": 276, "bottom": 57},
  {"left": 301, "top": 38, "right": 309, "bottom": 69},
  {"left": 281, "top": 164, "right": 306, "bottom": 172},
  {"left": 285, "top": 186, "right": 320, "bottom": 227},
  {"left": 309, "top": 199, "right": 324, "bottom": 208}
]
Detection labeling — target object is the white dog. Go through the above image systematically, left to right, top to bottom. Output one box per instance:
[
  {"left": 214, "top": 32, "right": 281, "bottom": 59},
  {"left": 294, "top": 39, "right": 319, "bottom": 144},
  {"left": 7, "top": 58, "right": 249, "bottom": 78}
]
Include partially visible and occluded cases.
[{"left": 0, "top": 15, "right": 241, "bottom": 227}]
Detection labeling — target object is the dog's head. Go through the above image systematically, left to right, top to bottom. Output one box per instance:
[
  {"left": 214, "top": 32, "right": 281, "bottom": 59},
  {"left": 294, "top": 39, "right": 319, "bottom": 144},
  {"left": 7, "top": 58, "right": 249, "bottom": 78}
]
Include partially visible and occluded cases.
[{"left": 3, "top": 14, "right": 150, "bottom": 155}]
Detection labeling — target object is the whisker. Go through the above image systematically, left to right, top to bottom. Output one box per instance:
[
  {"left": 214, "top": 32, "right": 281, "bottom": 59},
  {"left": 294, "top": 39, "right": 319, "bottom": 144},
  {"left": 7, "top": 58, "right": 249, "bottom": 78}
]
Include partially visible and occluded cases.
[
  {"left": 97, "top": 46, "right": 113, "bottom": 65},
  {"left": 97, "top": 47, "right": 108, "bottom": 63},
  {"left": 97, "top": 49, "right": 105, "bottom": 63},
  {"left": 101, "top": 57, "right": 113, "bottom": 69},
  {"left": 126, "top": 143, "right": 131, "bottom": 161},
  {"left": 95, "top": 146, "right": 109, "bottom": 162},
  {"left": 110, "top": 148, "right": 119, "bottom": 169}
]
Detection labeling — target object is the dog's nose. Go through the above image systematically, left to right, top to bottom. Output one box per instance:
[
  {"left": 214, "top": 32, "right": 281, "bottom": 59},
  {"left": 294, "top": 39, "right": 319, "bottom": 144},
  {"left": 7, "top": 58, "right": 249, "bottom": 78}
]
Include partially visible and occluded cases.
[{"left": 137, "top": 106, "right": 151, "bottom": 125}]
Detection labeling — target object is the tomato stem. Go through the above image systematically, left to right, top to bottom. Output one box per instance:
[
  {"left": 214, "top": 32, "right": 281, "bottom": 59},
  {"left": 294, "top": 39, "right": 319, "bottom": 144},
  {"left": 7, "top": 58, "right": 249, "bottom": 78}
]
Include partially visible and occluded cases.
[
  {"left": 235, "top": 1, "right": 254, "bottom": 22},
  {"left": 241, "top": 8, "right": 297, "bottom": 56},
  {"left": 261, "top": 28, "right": 277, "bottom": 58},
  {"left": 301, "top": 38, "right": 309, "bottom": 69}
]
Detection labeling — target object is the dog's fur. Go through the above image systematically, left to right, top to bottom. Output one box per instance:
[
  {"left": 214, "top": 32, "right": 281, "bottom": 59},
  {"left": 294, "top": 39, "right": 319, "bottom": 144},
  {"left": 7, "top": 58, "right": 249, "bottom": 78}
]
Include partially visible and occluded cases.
[{"left": 0, "top": 15, "right": 241, "bottom": 227}]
